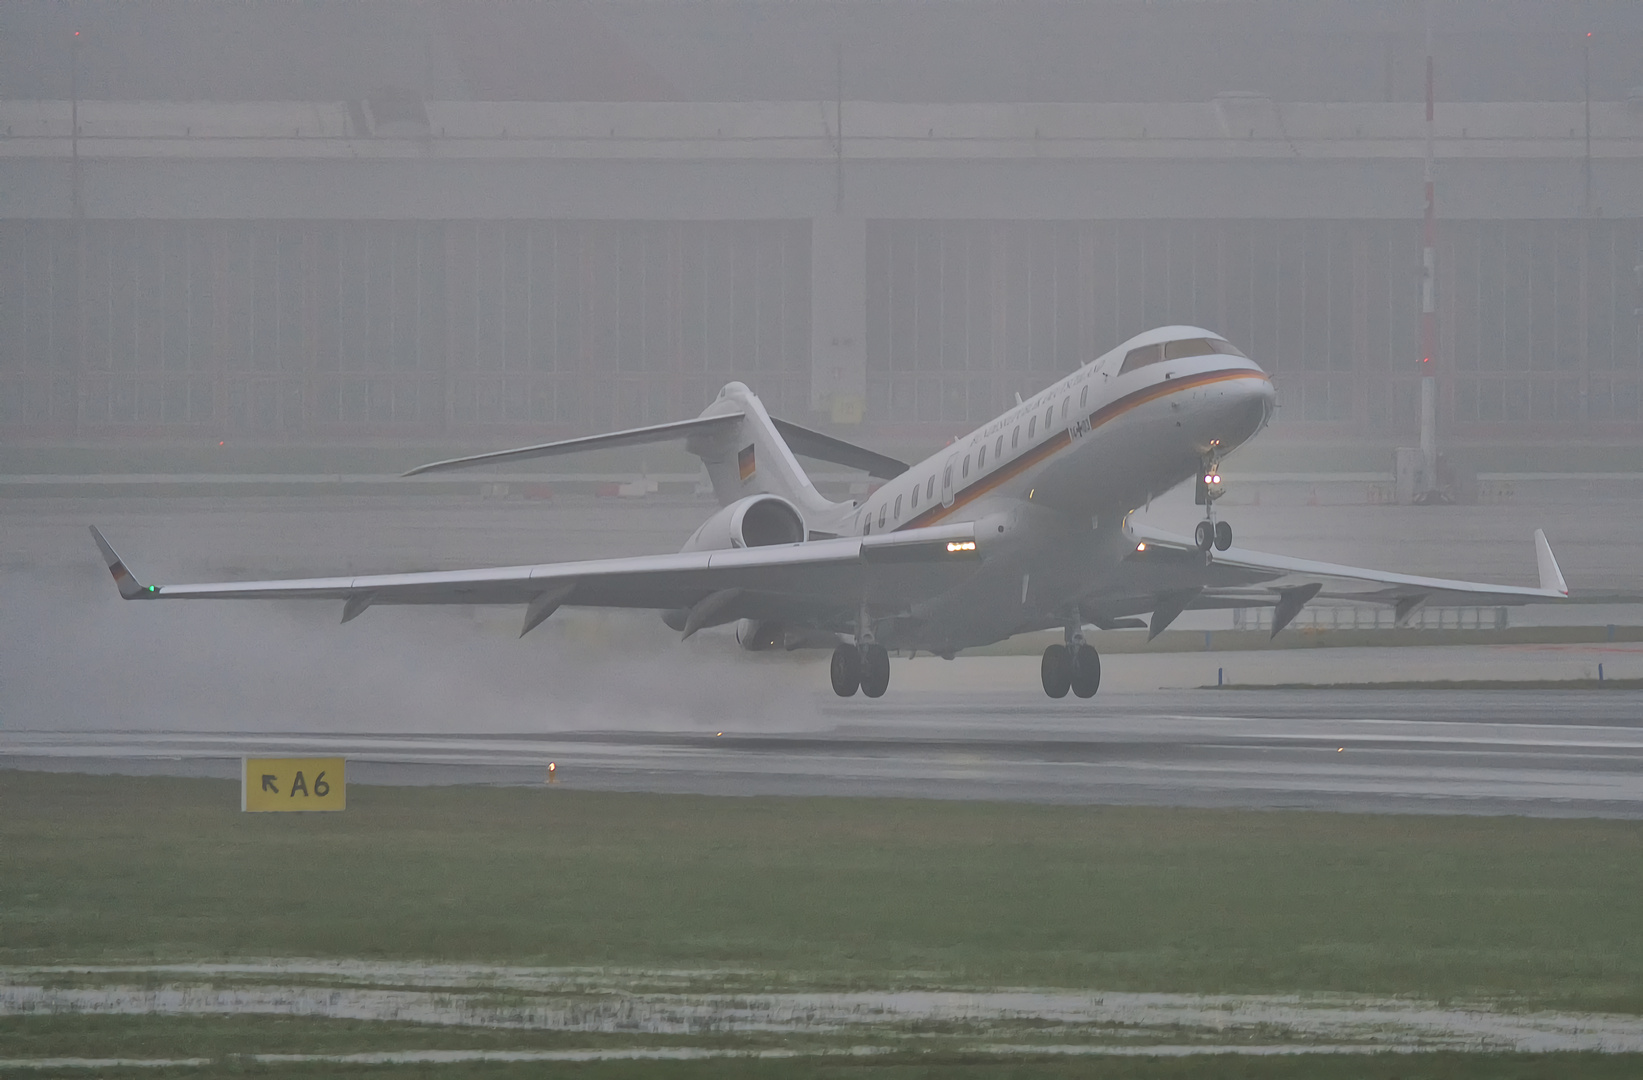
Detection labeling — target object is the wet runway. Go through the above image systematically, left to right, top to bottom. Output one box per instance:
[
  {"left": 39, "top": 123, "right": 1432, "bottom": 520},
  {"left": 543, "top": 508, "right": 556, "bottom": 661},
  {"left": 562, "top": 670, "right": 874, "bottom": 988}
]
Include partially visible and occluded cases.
[{"left": 7, "top": 689, "right": 1643, "bottom": 818}]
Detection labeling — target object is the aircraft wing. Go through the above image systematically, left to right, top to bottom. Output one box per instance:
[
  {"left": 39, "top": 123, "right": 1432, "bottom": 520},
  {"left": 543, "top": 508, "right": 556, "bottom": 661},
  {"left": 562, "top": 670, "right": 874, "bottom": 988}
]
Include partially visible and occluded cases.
[
  {"left": 1108, "top": 522, "right": 1572, "bottom": 637},
  {"left": 89, "top": 524, "right": 980, "bottom": 638}
]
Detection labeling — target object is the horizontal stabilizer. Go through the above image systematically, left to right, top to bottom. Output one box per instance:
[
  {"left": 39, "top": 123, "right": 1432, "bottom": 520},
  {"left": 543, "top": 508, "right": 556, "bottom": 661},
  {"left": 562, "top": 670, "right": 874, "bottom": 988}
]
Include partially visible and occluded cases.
[
  {"left": 402, "top": 414, "right": 744, "bottom": 477},
  {"left": 769, "top": 418, "right": 909, "bottom": 480}
]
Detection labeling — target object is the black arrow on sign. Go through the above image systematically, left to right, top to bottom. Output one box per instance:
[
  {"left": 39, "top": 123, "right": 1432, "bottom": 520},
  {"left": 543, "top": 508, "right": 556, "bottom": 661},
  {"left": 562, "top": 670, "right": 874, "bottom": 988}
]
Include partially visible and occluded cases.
[{"left": 261, "top": 775, "right": 278, "bottom": 793}]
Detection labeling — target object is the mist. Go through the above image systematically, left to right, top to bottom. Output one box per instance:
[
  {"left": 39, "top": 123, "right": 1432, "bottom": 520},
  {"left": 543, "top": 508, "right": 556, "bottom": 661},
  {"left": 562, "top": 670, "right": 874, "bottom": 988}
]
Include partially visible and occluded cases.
[{"left": 3, "top": 0, "right": 1641, "bottom": 740}]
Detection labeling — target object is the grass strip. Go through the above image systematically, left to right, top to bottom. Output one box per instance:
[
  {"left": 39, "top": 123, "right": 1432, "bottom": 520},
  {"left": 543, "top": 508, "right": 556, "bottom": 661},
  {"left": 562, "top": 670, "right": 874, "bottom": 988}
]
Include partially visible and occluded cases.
[
  {"left": 5, "top": 771, "right": 1643, "bottom": 1012},
  {"left": 7, "top": 1051, "right": 1643, "bottom": 1079}
]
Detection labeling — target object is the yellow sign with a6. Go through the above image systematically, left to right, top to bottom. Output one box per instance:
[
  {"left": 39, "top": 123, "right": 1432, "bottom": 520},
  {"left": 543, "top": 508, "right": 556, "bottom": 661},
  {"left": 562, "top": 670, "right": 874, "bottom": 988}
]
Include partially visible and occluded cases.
[{"left": 241, "top": 757, "right": 345, "bottom": 812}]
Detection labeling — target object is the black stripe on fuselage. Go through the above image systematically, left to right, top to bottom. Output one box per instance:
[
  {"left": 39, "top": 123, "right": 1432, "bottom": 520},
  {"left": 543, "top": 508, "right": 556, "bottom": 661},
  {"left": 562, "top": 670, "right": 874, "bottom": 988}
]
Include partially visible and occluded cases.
[{"left": 890, "top": 367, "right": 1268, "bottom": 531}]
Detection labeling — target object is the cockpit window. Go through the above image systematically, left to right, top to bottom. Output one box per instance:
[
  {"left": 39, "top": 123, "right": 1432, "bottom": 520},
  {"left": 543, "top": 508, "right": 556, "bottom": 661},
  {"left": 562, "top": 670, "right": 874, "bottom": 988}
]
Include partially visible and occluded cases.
[
  {"left": 1121, "top": 337, "right": 1246, "bottom": 373},
  {"left": 1120, "top": 344, "right": 1163, "bottom": 372}
]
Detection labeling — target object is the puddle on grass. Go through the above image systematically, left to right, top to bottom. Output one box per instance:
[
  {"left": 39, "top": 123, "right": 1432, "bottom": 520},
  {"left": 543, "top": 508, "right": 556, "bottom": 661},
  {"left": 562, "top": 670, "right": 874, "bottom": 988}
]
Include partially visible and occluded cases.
[{"left": 5, "top": 962, "right": 1643, "bottom": 1055}]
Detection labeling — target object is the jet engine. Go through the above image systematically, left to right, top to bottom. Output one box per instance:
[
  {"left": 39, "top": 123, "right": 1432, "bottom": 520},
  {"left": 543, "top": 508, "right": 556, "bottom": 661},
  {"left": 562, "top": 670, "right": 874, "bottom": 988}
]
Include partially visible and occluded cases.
[
  {"left": 680, "top": 494, "right": 806, "bottom": 552},
  {"left": 736, "top": 619, "right": 841, "bottom": 652}
]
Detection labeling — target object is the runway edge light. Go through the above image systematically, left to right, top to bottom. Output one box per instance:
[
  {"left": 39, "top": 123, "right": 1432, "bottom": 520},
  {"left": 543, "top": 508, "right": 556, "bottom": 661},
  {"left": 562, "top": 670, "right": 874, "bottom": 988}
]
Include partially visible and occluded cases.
[{"left": 242, "top": 757, "right": 346, "bottom": 812}]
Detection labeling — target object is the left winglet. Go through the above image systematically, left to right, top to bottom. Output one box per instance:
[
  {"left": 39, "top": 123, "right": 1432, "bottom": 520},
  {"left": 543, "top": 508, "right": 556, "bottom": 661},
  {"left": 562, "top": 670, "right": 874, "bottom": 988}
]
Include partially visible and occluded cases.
[{"left": 89, "top": 526, "right": 154, "bottom": 599}]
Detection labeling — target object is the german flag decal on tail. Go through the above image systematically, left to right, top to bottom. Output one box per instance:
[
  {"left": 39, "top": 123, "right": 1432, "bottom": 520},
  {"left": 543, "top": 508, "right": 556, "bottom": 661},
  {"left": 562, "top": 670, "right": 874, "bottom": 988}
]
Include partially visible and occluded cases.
[{"left": 738, "top": 444, "right": 756, "bottom": 482}]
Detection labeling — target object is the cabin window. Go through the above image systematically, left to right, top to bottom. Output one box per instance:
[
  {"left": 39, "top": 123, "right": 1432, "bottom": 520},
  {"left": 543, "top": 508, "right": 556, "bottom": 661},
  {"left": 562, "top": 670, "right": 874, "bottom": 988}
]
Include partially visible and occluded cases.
[
  {"left": 1080, "top": 386, "right": 1088, "bottom": 408},
  {"left": 1061, "top": 399, "right": 1068, "bottom": 420},
  {"left": 1045, "top": 406, "right": 1054, "bottom": 428},
  {"left": 1028, "top": 416, "right": 1036, "bottom": 438},
  {"left": 1011, "top": 427, "right": 1019, "bottom": 449},
  {"left": 995, "top": 435, "right": 1004, "bottom": 456},
  {"left": 978, "top": 445, "right": 986, "bottom": 469},
  {"left": 962, "top": 455, "right": 970, "bottom": 479},
  {"left": 943, "top": 464, "right": 951, "bottom": 489},
  {"left": 926, "top": 476, "right": 935, "bottom": 500},
  {"left": 911, "top": 484, "right": 919, "bottom": 509},
  {"left": 894, "top": 494, "right": 902, "bottom": 519},
  {"left": 878, "top": 504, "right": 887, "bottom": 528},
  {"left": 863, "top": 516, "right": 871, "bottom": 535}
]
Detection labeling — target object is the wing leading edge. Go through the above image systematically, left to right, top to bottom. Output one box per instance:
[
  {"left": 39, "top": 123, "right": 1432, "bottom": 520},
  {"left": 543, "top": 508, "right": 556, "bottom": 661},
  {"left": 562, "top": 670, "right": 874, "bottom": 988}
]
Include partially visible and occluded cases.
[
  {"left": 1115, "top": 522, "right": 1572, "bottom": 637},
  {"left": 88, "top": 524, "right": 982, "bottom": 638}
]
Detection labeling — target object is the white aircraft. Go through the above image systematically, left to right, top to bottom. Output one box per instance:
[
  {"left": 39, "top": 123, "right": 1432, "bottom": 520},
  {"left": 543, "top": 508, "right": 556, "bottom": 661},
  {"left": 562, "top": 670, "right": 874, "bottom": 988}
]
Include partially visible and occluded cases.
[{"left": 91, "top": 325, "right": 1571, "bottom": 698}]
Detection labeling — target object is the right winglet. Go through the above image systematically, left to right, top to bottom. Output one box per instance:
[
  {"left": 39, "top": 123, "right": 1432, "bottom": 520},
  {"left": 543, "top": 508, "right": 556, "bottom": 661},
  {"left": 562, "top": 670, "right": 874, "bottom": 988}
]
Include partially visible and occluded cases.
[
  {"left": 89, "top": 526, "right": 153, "bottom": 599},
  {"left": 1534, "top": 529, "right": 1568, "bottom": 596}
]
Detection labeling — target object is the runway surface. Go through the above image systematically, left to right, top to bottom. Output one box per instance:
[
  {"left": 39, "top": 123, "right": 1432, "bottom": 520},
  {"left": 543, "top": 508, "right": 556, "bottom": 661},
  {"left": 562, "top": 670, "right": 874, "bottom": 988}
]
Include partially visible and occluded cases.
[{"left": 8, "top": 688, "right": 1643, "bottom": 817}]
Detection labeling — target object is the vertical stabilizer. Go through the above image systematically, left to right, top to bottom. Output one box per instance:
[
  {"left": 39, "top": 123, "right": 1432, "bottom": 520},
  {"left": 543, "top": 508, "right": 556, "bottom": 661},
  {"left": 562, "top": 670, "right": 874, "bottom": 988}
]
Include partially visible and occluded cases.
[{"left": 690, "top": 382, "right": 839, "bottom": 517}]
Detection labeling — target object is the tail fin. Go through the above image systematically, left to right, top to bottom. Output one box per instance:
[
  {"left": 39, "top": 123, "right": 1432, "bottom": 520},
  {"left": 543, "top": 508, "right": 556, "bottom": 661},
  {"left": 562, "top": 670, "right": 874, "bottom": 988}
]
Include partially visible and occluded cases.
[
  {"left": 400, "top": 380, "right": 867, "bottom": 520},
  {"left": 691, "top": 382, "right": 839, "bottom": 516}
]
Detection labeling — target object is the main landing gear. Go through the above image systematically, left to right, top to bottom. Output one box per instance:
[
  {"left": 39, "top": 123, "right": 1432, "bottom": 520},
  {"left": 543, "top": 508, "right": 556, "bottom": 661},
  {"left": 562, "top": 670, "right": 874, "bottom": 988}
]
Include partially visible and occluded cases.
[
  {"left": 1194, "top": 451, "right": 1233, "bottom": 553},
  {"left": 1041, "top": 625, "right": 1101, "bottom": 699},
  {"left": 831, "top": 641, "right": 890, "bottom": 698}
]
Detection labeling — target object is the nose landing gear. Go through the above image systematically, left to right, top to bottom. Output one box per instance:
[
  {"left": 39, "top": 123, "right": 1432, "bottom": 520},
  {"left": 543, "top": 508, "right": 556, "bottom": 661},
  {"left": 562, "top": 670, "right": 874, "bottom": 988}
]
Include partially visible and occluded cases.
[{"left": 1195, "top": 453, "right": 1233, "bottom": 553}]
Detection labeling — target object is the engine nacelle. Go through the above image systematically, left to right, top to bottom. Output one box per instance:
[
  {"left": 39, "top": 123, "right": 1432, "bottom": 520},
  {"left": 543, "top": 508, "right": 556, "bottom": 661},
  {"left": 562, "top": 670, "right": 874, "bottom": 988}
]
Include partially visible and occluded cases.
[
  {"left": 680, "top": 494, "right": 806, "bottom": 553},
  {"left": 737, "top": 619, "right": 841, "bottom": 652}
]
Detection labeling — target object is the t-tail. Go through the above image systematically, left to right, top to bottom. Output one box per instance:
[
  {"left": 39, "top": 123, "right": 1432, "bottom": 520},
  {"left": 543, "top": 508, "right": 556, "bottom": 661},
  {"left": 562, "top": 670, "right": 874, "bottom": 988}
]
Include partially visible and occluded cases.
[{"left": 402, "top": 380, "right": 908, "bottom": 520}]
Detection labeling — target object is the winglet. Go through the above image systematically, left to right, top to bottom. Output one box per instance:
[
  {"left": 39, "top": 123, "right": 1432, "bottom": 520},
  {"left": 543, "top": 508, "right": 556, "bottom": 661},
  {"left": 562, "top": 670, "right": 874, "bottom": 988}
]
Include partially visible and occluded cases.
[
  {"left": 89, "top": 526, "right": 152, "bottom": 599},
  {"left": 1534, "top": 529, "right": 1568, "bottom": 596}
]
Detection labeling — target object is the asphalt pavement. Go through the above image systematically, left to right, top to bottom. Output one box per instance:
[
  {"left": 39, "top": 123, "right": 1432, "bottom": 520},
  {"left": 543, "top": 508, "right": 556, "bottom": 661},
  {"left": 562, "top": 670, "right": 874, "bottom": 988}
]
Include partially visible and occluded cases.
[{"left": 7, "top": 687, "right": 1642, "bottom": 817}]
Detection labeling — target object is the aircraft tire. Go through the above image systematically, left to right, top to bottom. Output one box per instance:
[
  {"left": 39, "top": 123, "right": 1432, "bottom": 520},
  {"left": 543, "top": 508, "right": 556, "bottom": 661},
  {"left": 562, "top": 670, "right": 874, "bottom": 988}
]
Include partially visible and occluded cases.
[
  {"left": 1194, "top": 520, "right": 1215, "bottom": 552},
  {"left": 1214, "top": 520, "right": 1233, "bottom": 551},
  {"left": 830, "top": 643, "right": 861, "bottom": 697},
  {"left": 859, "top": 644, "right": 891, "bottom": 698},
  {"left": 1041, "top": 644, "right": 1072, "bottom": 699},
  {"left": 1070, "top": 644, "right": 1101, "bottom": 698}
]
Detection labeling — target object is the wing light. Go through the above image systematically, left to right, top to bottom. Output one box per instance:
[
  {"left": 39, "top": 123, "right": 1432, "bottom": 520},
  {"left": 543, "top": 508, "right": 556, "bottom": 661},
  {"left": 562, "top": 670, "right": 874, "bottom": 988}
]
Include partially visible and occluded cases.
[{"left": 946, "top": 541, "right": 976, "bottom": 553}]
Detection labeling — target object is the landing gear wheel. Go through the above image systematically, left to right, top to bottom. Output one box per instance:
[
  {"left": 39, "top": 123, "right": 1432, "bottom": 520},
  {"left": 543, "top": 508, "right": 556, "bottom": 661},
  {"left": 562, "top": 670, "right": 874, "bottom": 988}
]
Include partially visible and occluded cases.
[
  {"left": 1194, "top": 519, "right": 1215, "bottom": 552},
  {"left": 1214, "top": 520, "right": 1233, "bottom": 551},
  {"left": 830, "top": 643, "right": 861, "bottom": 697},
  {"left": 859, "top": 643, "right": 891, "bottom": 698},
  {"left": 1041, "top": 644, "right": 1072, "bottom": 699},
  {"left": 1070, "top": 644, "right": 1102, "bottom": 698}
]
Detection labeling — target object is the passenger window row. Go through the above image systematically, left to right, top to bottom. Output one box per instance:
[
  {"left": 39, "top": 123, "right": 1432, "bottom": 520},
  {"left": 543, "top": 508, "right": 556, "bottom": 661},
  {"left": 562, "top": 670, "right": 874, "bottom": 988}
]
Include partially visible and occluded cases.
[{"left": 869, "top": 370, "right": 1104, "bottom": 533}]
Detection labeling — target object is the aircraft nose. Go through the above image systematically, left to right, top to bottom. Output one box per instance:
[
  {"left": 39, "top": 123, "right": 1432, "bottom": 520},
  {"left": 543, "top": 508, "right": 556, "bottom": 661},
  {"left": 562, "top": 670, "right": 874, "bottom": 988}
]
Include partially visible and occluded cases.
[{"left": 1199, "top": 369, "right": 1275, "bottom": 451}]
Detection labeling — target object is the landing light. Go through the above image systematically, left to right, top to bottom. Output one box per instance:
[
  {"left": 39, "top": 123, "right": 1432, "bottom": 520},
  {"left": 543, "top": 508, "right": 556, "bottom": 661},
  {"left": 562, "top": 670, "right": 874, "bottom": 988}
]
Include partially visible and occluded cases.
[
  {"left": 946, "top": 541, "right": 976, "bottom": 553},
  {"left": 1136, "top": 543, "right": 1147, "bottom": 552}
]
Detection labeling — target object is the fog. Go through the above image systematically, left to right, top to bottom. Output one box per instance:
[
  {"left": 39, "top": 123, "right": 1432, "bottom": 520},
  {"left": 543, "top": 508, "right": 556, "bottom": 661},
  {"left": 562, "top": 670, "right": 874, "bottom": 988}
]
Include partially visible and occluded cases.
[{"left": 2, "top": 1, "right": 1641, "bottom": 739}]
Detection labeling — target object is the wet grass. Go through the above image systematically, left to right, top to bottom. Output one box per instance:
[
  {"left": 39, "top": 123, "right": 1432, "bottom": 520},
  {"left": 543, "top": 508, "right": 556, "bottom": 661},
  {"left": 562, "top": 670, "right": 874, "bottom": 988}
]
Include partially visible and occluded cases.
[
  {"left": 5, "top": 770, "right": 1643, "bottom": 1012},
  {"left": 7, "top": 1049, "right": 1643, "bottom": 1080}
]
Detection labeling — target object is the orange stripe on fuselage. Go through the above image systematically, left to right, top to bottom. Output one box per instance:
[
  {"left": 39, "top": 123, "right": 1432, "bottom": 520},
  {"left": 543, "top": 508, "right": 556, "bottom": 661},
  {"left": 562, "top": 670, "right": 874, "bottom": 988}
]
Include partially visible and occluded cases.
[{"left": 895, "top": 367, "right": 1269, "bottom": 530}]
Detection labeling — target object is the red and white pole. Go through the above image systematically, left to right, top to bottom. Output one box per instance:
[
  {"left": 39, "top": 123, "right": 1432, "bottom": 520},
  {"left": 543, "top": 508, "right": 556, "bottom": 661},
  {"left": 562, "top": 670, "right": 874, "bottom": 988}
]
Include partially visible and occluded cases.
[{"left": 1419, "top": 26, "right": 1437, "bottom": 492}]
